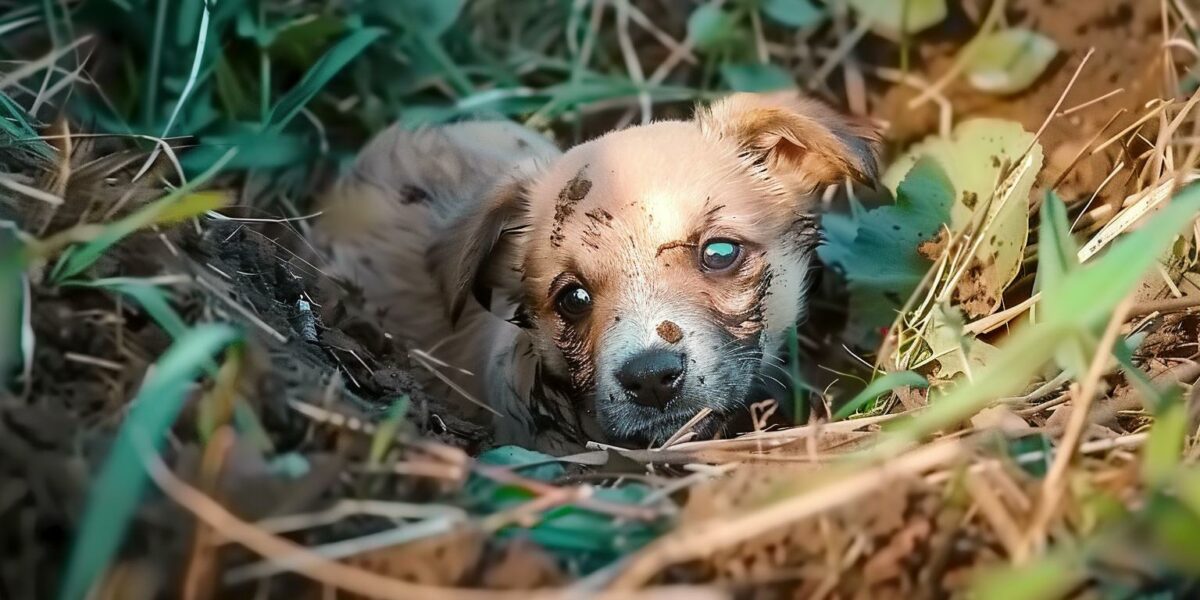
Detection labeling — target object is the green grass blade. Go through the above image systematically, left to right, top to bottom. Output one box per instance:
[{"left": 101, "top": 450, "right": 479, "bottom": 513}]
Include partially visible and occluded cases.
[
  {"left": 264, "top": 27, "right": 385, "bottom": 131},
  {"left": 50, "top": 150, "right": 237, "bottom": 283},
  {"left": 870, "top": 183, "right": 1200, "bottom": 457},
  {"left": 1042, "top": 184, "right": 1200, "bottom": 329},
  {"left": 1034, "top": 190, "right": 1078, "bottom": 295},
  {"left": 0, "top": 222, "right": 31, "bottom": 391},
  {"left": 64, "top": 279, "right": 188, "bottom": 339},
  {"left": 59, "top": 324, "right": 243, "bottom": 600},
  {"left": 834, "top": 370, "right": 928, "bottom": 420},
  {"left": 1143, "top": 396, "right": 1188, "bottom": 486}
]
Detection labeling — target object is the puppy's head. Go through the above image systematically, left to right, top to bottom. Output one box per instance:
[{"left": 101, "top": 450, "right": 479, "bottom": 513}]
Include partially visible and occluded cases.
[{"left": 442, "top": 92, "right": 879, "bottom": 445}]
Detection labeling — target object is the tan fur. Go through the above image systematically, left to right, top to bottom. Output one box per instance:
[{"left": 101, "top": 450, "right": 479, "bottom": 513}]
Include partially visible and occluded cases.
[{"left": 315, "top": 93, "right": 879, "bottom": 454}]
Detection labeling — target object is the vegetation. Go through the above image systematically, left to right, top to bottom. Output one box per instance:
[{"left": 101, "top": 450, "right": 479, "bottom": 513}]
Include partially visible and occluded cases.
[{"left": 2, "top": 0, "right": 1200, "bottom": 598}]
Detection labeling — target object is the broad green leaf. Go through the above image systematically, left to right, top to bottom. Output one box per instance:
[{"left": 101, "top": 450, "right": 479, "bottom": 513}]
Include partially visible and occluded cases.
[
  {"left": 760, "top": 0, "right": 826, "bottom": 28},
  {"left": 847, "top": 0, "right": 947, "bottom": 38},
  {"left": 688, "top": 5, "right": 739, "bottom": 52},
  {"left": 264, "top": 27, "right": 386, "bottom": 132},
  {"left": 966, "top": 28, "right": 1058, "bottom": 95},
  {"left": 720, "top": 63, "right": 795, "bottom": 92},
  {"left": 882, "top": 119, "right": 1043, "bottom": 318},
  {"left": 818, "top": 157, "right": 954, "bottom": 343},
  {"left": 872, "top": 184, "right": 1200, "bottom": 457},
  {"left": 0, "top": 222, "right": 31, "bottom": 391},
  {"left": 60, "top": 324, "right": 243, "bottom": 600},
  {"left": 834, "top": 370, "right": 928, "bottom": 420},
  {"left": 467, "top": 445, "right": 666, "bottom": 571}
]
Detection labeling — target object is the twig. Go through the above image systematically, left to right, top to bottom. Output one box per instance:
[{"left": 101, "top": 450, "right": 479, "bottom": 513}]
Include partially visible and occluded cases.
[
  {"left": 1020, "top": 296, "right": 1133, "bottom": 561},
  {"left": 607, "top": 439, "right": 965, "bottom": 589},
  {"left": 144, "top": 448, "right": 718, "bottom": 600}
]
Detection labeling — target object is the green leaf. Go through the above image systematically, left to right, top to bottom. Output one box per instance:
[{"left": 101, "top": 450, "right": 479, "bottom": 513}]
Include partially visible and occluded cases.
[
  {"left": 369, "top": 0, "right": 464, "bottom": 37},
  {"left": 760, "top": 0, "right": 826, "bottom": 28},
  {"left": 847, "top": 0, "right": 947, "bottom": 38},
  {"left": 688, "top": 5, "right": 739, "bottom": 52},
  {"left": 268, "top": 15, "right": 348, "bottom": 67},
  {"left": 264, "top": 27, "right": 386, "bottom": 132},
  {"left": 966, "top": 28, "right": 1058, "bottom": 95},
  {"left": 720, "top": 63, "right": 795, "bottom": 92},
  {"left": 882, "top": 118, "right": 1044, "bottom": 318},
  {"left": 182, "top": 129, "right": 313, "bottom": 173},
  {"left": 818, "top": 156, "right": 955, "bottom": 343},
  {"left": 871, "top": 183, "right": 1200, "bottom": 458},
  {"left": 1041, "top": 184, "right": 1200, "bottom": 330},
  {"left": 52, "top": 188, "right": 232, "bottom": 283},
  {"left": 1035, "top": 191, "right": 1079, "bottom": 296},
  {"left": 0, "top": 222, "right": 31, "bottom": 391},
  {"left": 63, "top": 279, "right": 188, "bottom": 339},
  {"left": 60, "top": 324, "right": 243, "bottom": 600},
  {"left": 834, "top": 370, "right": 928, "bottom": 420},
  {"left": 367, "top": 395, "right": 410, "bottom": 467},
  {"left": 1143, "top": 397, "right": 1188, "bottom": 486},
  {"left": 1007, "top": 433, "right": 1053, "bottom": 478},
  {"left": 477, "top": 445, "right": 566, "bottom": 483},
  {"left": 971, "top": 551, "right": 1081, "bottom": 600}
]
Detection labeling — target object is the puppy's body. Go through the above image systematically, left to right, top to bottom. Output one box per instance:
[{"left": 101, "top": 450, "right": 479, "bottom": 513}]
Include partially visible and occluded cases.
[{"left": 317, "top": 94, "right": 878, "bottom": 454}]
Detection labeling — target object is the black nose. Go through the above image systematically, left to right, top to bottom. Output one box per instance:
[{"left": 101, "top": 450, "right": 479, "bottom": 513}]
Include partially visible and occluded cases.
[{"left": 615, "top": 350, "right": 685, "bottom": 410}]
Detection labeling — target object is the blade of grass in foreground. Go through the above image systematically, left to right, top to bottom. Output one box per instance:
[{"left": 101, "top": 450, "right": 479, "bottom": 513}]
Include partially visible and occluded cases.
[
  {"left": 264, "top": 27, "right": 385, "bottom": 132},
  {"left": 47, "top": 149, "right": 236, "bottom": 282},
  {"left": 868, "top": 183, "right": 1200, "bottom": 458},
  {"left": 0, "top": 222, "right": 31, "bottom": 391},
  {"left": 63, "top": 279, "right": 188, "bottom": 339},
  {"left": 59, "top": 324, "right": 243, "bottom": 600},
  {"left": 834, "top": 370, "right": 928, "bottom": 420}
]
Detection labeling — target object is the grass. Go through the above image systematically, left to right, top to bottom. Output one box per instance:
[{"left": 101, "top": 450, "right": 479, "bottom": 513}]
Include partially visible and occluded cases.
[{"left": 3, "top": 0, "right": 1200, "bottom": 598}]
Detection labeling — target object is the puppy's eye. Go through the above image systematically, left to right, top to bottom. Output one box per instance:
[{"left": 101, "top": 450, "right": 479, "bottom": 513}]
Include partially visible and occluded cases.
[
  {"left": 700, "top": 240, "right": 742, "bottom": 271},
  {"left": 556, "top": 285, "right": 593, "bottom": 319}
]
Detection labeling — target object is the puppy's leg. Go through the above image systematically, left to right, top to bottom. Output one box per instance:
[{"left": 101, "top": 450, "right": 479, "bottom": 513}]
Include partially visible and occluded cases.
[{"left": 315, "top": 121, "right": 558, "bottom": 419}]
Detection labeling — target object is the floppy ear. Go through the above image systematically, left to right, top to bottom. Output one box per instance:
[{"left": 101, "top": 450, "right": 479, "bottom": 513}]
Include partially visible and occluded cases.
[
  {"left": 696, "top": 92, "right": 881, "bottom": 192},
  {"left": 430, "top": 179, "right": 531, "bottom": 326}
]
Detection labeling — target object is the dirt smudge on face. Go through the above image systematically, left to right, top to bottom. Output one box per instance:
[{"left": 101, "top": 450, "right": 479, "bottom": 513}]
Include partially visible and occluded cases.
[
  {"left": 550, "top": 166, "right": 592, "bottom": 247},
  {"left": 656, "top": 320, "right": 683, "bottom": 344}
]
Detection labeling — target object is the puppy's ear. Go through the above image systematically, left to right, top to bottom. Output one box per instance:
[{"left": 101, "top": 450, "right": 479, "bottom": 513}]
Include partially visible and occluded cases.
[
  {"left": 696, "top": 92, "right": 881, "bottom": 191},
  {"left": 431, "top": 179, "right": 531, "bottom": 325}
]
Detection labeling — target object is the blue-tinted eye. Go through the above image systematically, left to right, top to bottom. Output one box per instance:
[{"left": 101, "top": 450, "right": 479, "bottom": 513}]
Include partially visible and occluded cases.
[
  {"left": 701, "top": 240, "right": 741, "bottom": 271},
  {"left": 557, "top": 285, "right": 593, "bottom": 318}
]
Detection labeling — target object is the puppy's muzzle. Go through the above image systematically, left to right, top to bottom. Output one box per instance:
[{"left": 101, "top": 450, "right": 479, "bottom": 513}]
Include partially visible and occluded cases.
[{"left": 615, "top": 349, "right": 686, "bottom": 411}]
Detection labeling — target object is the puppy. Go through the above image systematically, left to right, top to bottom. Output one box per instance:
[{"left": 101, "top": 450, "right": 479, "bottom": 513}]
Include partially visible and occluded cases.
[{"left": 316, "top": 92, "right": 879, "bottom": 454}]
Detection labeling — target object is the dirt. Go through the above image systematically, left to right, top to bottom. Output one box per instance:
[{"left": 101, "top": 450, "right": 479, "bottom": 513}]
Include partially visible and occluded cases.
[{"left": 0, "top": 145, "right": 491, "bottom": 596}]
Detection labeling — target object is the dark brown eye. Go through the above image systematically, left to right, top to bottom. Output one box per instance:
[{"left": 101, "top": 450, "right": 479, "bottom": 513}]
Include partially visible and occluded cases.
[
  {"left": 700, "top": 240, "right": 741, "bottom": 271},
  {"left": 556, "top": 285, "right": 593, "bottom": 318}
]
